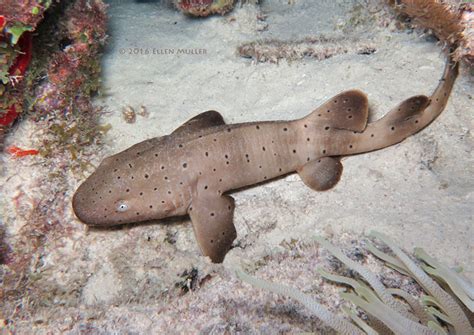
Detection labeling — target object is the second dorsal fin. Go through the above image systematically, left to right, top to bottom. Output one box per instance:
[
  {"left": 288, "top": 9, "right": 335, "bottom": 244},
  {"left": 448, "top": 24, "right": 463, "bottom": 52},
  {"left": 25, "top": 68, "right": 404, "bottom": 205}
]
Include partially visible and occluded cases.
[
  {"left": 304, "top": 90, "right": 369, "bottom": 132},
  {"left": 172, "top": 110, "right": 225, "bottom": 136}
]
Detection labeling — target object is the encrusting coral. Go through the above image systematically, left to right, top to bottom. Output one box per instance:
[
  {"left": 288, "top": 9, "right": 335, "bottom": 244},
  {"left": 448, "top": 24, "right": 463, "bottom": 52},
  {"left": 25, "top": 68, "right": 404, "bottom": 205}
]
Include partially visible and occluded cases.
[
  {"left": 0, "top": 0, "right": 109, "bottom": 321},
  {"left": 389, "top": 0, "right": 474, "bottom": 66},
  {"left": 236, "top": 231, "right": 473, "bottom": 335}
]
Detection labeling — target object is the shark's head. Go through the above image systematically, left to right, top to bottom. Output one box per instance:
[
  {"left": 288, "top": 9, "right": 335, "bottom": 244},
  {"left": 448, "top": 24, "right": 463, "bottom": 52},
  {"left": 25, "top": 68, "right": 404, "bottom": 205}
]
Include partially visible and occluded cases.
[{"left": 72, "top": 153, "right": 177, "bottom": 226}]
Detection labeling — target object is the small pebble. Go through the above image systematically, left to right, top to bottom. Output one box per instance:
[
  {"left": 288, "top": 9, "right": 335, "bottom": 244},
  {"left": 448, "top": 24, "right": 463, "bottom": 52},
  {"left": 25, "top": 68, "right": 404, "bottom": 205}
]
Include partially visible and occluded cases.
[{"left": 122, "top": 105, "right": 136, "bottom": 123}]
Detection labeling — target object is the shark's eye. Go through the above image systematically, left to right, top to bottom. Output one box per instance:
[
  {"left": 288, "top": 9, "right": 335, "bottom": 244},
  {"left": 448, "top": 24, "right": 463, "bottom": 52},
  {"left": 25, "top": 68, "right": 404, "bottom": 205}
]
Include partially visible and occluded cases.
[{"left": 116, "top": 201, "right": 129, "bottom": 212}]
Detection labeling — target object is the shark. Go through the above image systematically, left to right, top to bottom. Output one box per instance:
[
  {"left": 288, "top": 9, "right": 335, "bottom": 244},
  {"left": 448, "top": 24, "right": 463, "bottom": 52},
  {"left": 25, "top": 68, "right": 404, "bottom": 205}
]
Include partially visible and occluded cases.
[{"left": 73, "top": 56, "right": 458, "bottom": 263}]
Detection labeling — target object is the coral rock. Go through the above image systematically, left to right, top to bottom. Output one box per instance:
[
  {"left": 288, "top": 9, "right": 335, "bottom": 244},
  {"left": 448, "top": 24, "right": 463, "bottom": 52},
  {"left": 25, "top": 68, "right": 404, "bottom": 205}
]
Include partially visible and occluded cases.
[{"left": 175, "top": 0, "right": 235, "bottom": 17}]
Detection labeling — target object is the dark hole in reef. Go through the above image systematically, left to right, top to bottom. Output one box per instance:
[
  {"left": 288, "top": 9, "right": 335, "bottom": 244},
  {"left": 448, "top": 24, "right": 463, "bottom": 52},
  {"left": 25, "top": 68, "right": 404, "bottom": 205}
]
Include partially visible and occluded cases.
[{"left": 59, "top": 37, "right": 73, "bottom": 50}]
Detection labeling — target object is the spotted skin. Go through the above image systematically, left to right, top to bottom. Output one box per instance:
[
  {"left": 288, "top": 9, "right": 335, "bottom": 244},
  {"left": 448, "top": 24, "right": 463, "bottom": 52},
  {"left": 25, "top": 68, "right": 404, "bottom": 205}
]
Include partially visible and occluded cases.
[{"left": 73, "top": 57, "right": 458, "bottom": 263}]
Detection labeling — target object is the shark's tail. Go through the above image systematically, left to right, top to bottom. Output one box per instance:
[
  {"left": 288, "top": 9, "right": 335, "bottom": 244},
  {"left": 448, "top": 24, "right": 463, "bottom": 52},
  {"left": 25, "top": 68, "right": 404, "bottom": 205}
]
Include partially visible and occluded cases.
[{"left": 342, "top": 54, "right": 459, "bottom": 155}]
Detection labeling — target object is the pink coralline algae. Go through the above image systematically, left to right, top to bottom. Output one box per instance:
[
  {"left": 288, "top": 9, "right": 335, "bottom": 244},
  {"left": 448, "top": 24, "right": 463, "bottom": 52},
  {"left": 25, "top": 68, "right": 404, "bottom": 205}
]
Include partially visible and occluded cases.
[
  {"left": 0, "top": 0, "right": 108, "bottom": 146},
  {"left": 0, "top": 31, "right": 33, "bottom": 127}
]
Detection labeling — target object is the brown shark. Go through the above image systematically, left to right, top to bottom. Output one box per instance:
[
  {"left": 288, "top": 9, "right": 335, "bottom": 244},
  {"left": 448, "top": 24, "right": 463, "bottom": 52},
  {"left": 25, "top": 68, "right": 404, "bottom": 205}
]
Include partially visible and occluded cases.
[{"left": 73, "top": 56, "right": 458, "bottom": 263}]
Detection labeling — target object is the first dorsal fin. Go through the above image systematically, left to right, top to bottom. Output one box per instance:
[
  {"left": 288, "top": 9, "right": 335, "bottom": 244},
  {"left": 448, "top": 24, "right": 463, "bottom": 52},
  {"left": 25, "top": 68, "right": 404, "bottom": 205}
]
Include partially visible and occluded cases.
[
  {"left": 305, "top": 90, "right": 369, "bottom": 132},
  {"left": 172, "top": 110, "right": 225, "bottom": 136}
]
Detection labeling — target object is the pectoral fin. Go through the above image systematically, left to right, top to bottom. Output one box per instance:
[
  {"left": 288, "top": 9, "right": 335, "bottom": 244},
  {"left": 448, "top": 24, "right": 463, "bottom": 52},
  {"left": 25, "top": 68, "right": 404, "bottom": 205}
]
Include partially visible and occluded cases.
[
  {"left": 172, "top": 110, "right": 225, "bottom": 136},
  {"left": 297, "top": 157, "right": 343, "bottom": 191},
  {"left": 188, "top": 194, "right": 236, "bottom": 263}
]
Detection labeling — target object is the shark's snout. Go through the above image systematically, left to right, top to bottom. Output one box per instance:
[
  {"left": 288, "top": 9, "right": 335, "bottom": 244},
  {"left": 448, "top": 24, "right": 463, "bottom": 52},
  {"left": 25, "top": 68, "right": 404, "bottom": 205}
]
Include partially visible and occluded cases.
[{"left": 72, "top": 183, "right": 101, "bottom": 226}]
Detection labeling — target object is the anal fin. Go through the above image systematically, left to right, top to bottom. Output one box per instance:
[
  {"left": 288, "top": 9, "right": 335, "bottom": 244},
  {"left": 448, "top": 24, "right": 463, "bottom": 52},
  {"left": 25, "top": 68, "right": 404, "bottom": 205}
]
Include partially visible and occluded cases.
[
  {"left": 297, "top": 157, "right": 343, "bottom": 191},
  {"left": 188, "top": 194, "right": 236, "bottom": 263}
]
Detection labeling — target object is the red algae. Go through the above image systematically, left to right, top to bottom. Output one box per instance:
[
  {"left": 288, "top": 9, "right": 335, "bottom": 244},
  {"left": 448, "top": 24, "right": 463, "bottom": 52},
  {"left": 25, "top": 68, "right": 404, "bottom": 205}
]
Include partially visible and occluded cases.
[
  {"left": 1, "top": 0, "right": 108, "bottom": 325},
  {"left": 6, "top": 145, "right": 39, "bottom": 158}
]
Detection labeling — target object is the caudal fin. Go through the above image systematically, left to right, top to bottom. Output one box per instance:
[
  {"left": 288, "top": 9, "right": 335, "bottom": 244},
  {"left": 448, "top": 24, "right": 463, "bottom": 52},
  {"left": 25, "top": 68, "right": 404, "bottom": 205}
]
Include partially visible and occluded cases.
[{"left": 344, "top": 54, "right": 459, "bottom": 155}]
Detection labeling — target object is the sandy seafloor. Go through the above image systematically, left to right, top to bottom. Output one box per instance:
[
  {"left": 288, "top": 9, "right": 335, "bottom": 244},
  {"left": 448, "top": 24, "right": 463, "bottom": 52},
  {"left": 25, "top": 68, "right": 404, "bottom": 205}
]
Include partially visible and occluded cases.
[{"left": 1, "top": 0, "right": 473, "bottom": 333}]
